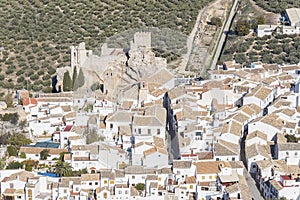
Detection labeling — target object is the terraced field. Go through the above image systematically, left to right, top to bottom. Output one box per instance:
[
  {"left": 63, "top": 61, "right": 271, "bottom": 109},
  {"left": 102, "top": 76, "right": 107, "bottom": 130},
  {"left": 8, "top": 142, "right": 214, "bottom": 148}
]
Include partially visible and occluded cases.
[{"left": 0, "top": 0, "right": 210, "bottom": 93}]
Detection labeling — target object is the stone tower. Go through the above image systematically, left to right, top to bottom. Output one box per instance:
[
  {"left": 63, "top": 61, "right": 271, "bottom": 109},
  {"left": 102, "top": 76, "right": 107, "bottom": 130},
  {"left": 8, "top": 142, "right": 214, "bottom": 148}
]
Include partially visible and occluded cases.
[{"left": 70, "top": 42, "right": 92, "bottom": 76}]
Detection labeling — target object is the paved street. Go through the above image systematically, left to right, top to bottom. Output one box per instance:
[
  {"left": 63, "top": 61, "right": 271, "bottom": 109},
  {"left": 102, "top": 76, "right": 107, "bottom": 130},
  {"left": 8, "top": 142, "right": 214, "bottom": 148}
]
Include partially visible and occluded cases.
[{"left": 210, "top": 0, "right": 239, "bottom": 70}]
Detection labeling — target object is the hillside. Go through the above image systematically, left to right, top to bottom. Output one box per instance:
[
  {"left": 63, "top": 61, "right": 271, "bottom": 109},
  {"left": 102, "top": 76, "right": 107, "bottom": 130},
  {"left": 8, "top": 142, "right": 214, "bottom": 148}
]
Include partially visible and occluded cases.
[{"left": 0, "top": 0, "right": 210, "bottom": 93}]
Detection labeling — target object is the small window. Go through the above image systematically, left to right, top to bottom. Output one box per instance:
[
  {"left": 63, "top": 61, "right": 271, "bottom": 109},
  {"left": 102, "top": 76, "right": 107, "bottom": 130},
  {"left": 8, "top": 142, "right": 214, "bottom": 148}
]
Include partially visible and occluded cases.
[
  {"left": 110, "top": 124, "right": 113, "bottom": 129},
  {"left": 138, "top": 129, "right": 141, "bottom": 134},
  {"left": 148, "top": 129, "right": 151, "bottom": 135},
  {"left": 157, "top": 129, "right": 160, "bottom": 135},
  {"left": 132, "top": 176, "right": 135, "bottom": 179},
  {"left": 202, "top": 176, "right": 205, "bottom": 180},
  {"left": 209, "top": 176, "right": 212, "bottom": 180},
  {"left": 104, "top": 180, "right": 108, "bottom": 184},
  {"left": 110, "top": 180, "right": 114, "bottom": 184},
  {"left": 89, "top": 182, "right": 92, "bottom": 186},
  {"left": 95, "top": 182, "right": 98, "bottom": 185},
  {"left": 189, "top": 185, "right": 193, "bottom": 189},
  {"left": 64, "top": 189, "right": 67, "bottom": 193},
  {"left": 125, "top": 190, "right": 128, "bottom": 194}
]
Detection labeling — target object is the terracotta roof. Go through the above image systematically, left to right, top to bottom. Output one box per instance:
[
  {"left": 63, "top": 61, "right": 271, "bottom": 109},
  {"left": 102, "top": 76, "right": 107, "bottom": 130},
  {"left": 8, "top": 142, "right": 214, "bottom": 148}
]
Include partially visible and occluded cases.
[
  {"left": 245, "top": 85, "right": 272, "bottom": 101},
  {"left": 22, "top": 98, "right": 37, "bottom": 106},
  {"left": 106, "top": 111, "right": 133, "bottom": 123},
  {"left": 260, "top": 114, "right": 283, "bottom": 130},
  {"left": 133, "top": 115, "right": 164, "bottom": 127},
  {"left": 246, "top": 130, "right": 267, "bottom": 141},
  {"left": 278, "top": 143, "right": 300, "bottom": 151},
  {"left": 245, "top": 144, "right": 270, "bottom": 159},
  {"left": 19, "top": 147, "right": 67, "bottom": 155},
  {"left": 173, "top": 160, "right": 192, "bottom": 169},
  {"left": 193, "top": 161, "right": 222, "bottom": 174},
  {"left": 2, "top": 171, "right": 34, "bottom": 182},
  {"left": 81, "top": 173, "right": 100, "bottom": 181},
  {"left": 185, "top": 176, "right": 196, "bottom": 184}
]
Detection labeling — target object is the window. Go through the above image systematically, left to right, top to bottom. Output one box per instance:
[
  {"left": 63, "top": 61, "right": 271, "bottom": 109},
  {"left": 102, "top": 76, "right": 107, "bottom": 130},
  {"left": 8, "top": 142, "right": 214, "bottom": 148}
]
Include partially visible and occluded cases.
[
  {"left": 110, "top": 124, "right": 113, "bottom": 129},
  {"left": 138, "top": 129, "right": 141, "bottom": 134},
  {"left": 148, "top": 129, "right": 151, "bottom": 135},
  {"left": 157, "top": 129, "right": 160, "bottom": 135},
  {"left": 232, "top": 157, "right": 235, "bottom": 161},
  {"left": 132, "top": 176, "right": 135, "bottom": 179},
  {"left": 202, "top": 176, "right": 205, "bottom": 180},
  {"left": 209, "top": 176, "right": 212, "bottom": 180},
  {"left": 157, "top": 177, "right": 161, "bottom": 181},
  {"left": 104, "top": 180, "right": 108, "bottom": 184},
  {"left": 110, "top": 180, "right": 114, "bottom": 184},
  {"left": 89, "top": 182, "right": 92, "bottom": 186},
  {"left": 95, "top": 182, "right": 98, "bottom": 185},
  {"left": 10, "top": 183, "right": 13, "bottom": 189},
  {"left": 189, "top": 185, "right": 193, "bottom": 189},
  {"left": 64, "top": 189, "right": 67, "bottom": 193},
  {"left": 125, "top": 190, "right": 128, "bottom": 194},
  {"left": 119, "top": 191, "right": 122, "bottom": 194},
  {"left": 103, "top": 192, "right": 107, "bottom": 199}
]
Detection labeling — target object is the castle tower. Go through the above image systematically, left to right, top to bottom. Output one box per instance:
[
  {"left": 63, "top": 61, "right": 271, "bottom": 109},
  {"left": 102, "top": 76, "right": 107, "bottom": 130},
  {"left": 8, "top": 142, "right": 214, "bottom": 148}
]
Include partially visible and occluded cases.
[
  {"left": 130, "top": 32, "right": 151, "bottom": 50},
  {"left": 70, "top": 42, "right": 92, "bottom": 76},
  {"left": 138, "top": 81, "right": 148, "bottom": 107}
]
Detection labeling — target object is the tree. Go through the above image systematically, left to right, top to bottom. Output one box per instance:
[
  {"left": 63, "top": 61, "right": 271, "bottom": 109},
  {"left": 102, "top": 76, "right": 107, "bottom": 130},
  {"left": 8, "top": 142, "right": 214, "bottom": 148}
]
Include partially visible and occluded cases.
[
  {"left": 210, "top": 17, "right": 222, "bottom": 27},
  {"left": 235, "top": 19, "right": 250, "bottom": 36},
  {"left": 235, "top": 53, "right": 247, "bottom": 64},
  {"left": 72, "top": 66, "right": 77, "bottom": 88},
  {"left": 73, "top": 68, "right": 85, "bottom": 90},
  {"left": 63, "top": 71, "right": 72, "bottom": 92},
  {"left": 4, "top": 93, "right": 13, "bottom": 108},
  {"left": 9, "top": 133, "right": 32, "bottom": 146},
  {"left": 7, "top": 146, "right": 18, "bottom": 157},
  {"left": 40, "top": 149, "right": 50, "bottom": 160},
  {"left": 20, "top": 152, "right": 26, "bottom": 159},
  {"left": 0, "top": 157, "right": 6, "bottom": 170},
  {"left": 22, "top": 160, "right": 38, "bottom": 171},
  {"left": 54, "top": 160, "right": 73, "bottom": 177},
  {"left": 6, "top": 161, "right": 22, "bottom": 169},
  {"left": 135, "top": 183, "right": 145, "bottom": 191}
]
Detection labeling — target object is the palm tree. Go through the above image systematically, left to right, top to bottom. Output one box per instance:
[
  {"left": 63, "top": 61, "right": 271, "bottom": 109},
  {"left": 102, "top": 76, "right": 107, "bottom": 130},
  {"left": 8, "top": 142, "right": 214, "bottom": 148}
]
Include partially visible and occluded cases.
[{"left": 54, "top": 160, "right": 73, "bottom": 177}]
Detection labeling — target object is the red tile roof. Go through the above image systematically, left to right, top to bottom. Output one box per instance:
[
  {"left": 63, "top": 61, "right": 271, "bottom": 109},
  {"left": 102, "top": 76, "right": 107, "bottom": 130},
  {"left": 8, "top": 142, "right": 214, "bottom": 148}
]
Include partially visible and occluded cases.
[
  {"left": 22, "top": 98, "right": 37, "bottom": 106},
  {"left": 64, "top": 125, "right": 73, "bottom": 132}
]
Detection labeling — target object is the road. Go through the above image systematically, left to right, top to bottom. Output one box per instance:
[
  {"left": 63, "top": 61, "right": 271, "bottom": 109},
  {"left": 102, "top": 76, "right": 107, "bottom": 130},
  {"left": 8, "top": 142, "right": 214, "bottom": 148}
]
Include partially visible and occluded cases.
[
  {"left": 210, "top": 0, "right": 239, "bottom": 70},
  {"left": 243, "top": 170, "right": 264, "bottom": 200}
]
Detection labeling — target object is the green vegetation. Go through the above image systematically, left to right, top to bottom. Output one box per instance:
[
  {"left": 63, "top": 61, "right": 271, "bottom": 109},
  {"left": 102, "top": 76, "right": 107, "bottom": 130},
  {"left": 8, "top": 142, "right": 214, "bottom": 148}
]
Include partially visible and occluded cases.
[
  {"left": 0, "top": 0, "right": 210, "bottom": 92},
  {"left": 254, "top": 0, "right": 300, "bottom": 13},
  {"left": 210, "top": 17, "right": 223, "bottom": 27},
  {"left": 222, "top": 33, "right": 300, "bottom": 65},
  {"left": 63, "top": 71, "right": 72, "bottom": 92},
  {"left": 0, "top": 113, "right": 19, "bottom": 125},
  {"left": 86, "top": 129, "right": 104, "bottom": 144},
  {"left": 7, "top": 133, "right": 32, "bottom": 146},
  {"left": 285, "top": 134, "right": 299, "bottom": 143},
  {"left": 7, "top": 145, "right": 18, "bottom": 157},
  {"left": 40, "top": 149, "right": 50, "bottom": 160},
  {"left": 20, "top": 152, "right": 26, "bottom": 159},
  {"left": 22, "top": 160, "right": 39, "bottom": 171},
  {"left": 54, "top": 160, "right": 73, "bottom": 177},
  {"left": 6, "top": 161, "right": 22, "bottom": 169},
  {"left": 135, "top": 183, "right": 145, "bottom": 191}
]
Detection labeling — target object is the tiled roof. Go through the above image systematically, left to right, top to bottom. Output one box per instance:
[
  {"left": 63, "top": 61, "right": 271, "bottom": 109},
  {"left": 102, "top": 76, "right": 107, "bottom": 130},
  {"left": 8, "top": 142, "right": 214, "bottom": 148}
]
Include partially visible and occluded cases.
[
  {"left": 245, "top": 85, "right": 272, "bottom": 101},
  {"left": 246, "top": 130, "right": 267, "bottom": 141},
  {"left": 278, "top": 143, "right": 300, "bottom": 151},
  {"left": 245, "top": 144, "right": 270, "bottom": 159},
  {"left": 19, "top": 147, "right": 67, "bottom": 155},
  {"left": 173, "top": 160, "right": 192, "bottom": 169},
  {"left": 193, "top": 161, "right": 222, "bottom": 174},
  {"left": 2, "top": 171, "right": 35, "bottom": 182},
  {"left": 81, "top": 173, "right": 100, "bottom": 181}
]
